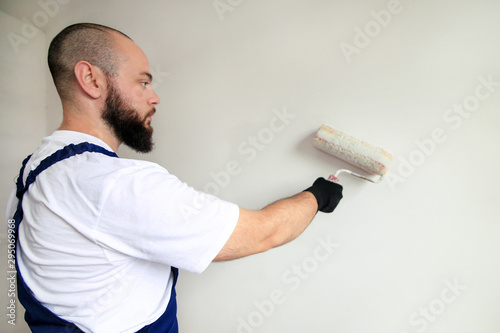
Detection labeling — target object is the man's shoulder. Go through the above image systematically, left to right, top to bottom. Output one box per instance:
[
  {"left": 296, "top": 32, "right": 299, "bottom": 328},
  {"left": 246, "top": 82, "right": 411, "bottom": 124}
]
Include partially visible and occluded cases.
[{"left": 28, "top": 130, "right": 167, "bottom": 178}]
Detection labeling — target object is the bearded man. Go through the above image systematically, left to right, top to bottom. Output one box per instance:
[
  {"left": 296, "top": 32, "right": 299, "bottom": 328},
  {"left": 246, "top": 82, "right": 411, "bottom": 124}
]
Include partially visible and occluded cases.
[{"left": 6, "top": 23, "right": 343, "bottom": 332}]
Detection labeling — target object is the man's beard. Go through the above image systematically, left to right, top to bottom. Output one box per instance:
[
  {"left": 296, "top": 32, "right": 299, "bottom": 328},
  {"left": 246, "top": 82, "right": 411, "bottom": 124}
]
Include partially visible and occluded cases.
[{"left": 101, "top": 80, "right": 155, "bottom": 153}]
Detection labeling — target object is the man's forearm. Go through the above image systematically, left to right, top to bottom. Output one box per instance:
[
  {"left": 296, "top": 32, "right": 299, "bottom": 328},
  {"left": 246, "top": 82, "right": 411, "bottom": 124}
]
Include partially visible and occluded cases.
[
  {"left": 214, "top": 178, "right": 343, "bottom": 262},
  {"left": 260, "top": 191, "right": 318, "bottom": 248}
]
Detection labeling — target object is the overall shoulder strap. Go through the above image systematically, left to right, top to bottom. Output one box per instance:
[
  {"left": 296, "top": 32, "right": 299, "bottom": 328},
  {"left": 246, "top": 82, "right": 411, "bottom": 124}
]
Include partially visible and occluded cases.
[
  {"left": 13, "top": 142, "right": 118, "bottom": 333},
  {"left": 13, "top": 142, "right": 118, "bottom": 229},
  {"left": 17, "top": 142, "right": 118, "bottom": 199}
]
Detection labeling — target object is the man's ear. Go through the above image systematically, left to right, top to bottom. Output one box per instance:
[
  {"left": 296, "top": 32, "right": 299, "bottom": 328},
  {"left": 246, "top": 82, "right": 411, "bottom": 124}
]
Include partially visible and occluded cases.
[{"left": 73, "top": 61, "right": 107, "bottom": 99}]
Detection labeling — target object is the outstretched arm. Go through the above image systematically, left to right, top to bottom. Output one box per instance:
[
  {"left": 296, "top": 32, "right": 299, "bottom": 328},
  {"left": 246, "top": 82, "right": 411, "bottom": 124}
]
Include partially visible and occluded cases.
[{"left": 214, "top": 178, "right": 343, "bottom": 262}]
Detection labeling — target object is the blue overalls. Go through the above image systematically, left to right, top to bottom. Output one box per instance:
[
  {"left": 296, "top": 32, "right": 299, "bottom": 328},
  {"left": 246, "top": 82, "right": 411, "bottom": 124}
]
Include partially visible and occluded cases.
[{"left": 12, "top": 142, "right": 179, "bottom": 333}]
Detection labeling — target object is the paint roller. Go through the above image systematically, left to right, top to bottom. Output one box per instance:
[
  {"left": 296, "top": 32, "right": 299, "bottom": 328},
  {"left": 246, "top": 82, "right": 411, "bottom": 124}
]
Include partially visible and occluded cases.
[{"left": 313, "top": 124, "right": 393, "bottom": 183}]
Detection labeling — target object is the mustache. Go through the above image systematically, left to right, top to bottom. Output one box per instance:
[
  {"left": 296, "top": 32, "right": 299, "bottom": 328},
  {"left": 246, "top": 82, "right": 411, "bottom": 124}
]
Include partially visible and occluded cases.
[{"left": 143, "top": 108, "right": 156, "bottom": 123}]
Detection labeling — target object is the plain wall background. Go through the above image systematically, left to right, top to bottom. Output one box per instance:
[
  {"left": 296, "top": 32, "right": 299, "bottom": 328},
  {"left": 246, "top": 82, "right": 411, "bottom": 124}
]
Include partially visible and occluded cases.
[
  {"left": 1, "top": 1, "right": 499, "bottom": 332},
  {"left": 0, "top": 10, "right": 47, "bottom": 333}
]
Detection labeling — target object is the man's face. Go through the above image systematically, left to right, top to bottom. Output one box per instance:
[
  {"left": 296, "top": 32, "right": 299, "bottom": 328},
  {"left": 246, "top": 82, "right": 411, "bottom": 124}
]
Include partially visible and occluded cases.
[
  {"left": 101, "top": 34, "right": 160, "bottom": 153},
  {"left": 101, "top": 78, "right": 155, "bottom": 153}
]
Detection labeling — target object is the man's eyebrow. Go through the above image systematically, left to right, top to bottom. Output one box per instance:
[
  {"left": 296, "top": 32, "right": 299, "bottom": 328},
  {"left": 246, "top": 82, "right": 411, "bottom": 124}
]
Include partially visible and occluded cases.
[{"left": 140, "top": 72, "right": 153, "bottom": 82}]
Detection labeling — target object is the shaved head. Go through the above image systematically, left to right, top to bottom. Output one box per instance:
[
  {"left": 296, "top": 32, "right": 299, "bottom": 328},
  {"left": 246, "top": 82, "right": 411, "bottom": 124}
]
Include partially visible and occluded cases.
[{"left": 48, "top": 23, "right": 131, "bottom": 100}]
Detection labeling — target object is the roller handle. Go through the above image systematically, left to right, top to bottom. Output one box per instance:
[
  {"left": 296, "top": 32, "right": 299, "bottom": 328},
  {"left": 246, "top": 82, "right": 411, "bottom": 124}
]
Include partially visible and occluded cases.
[{"left": 329, "top": 169, "right": 384, "bottom": 183}]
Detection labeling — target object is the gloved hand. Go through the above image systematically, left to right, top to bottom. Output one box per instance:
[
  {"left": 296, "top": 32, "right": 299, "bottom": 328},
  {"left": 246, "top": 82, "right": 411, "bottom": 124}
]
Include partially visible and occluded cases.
[{"left": 304, "top": 177, "right": 343, "bottom": 213}]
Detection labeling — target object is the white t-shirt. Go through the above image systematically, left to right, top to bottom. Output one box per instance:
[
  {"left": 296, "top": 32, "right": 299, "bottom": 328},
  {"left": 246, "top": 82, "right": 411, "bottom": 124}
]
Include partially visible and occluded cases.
[{"left": 5, "top": 130, "right": 239, "bottom": 333}]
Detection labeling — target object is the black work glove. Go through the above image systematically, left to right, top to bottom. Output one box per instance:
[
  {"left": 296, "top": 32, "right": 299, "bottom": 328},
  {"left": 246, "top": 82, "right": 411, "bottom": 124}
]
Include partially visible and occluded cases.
[{"left": 304, "top": 177, "right": 343, "bottom": 213}]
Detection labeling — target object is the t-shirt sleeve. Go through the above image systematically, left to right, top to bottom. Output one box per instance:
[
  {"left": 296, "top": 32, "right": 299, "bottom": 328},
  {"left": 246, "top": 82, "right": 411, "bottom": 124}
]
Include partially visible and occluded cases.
[{"left": 94, "top": 162, "right": 239, "bottom": 274}]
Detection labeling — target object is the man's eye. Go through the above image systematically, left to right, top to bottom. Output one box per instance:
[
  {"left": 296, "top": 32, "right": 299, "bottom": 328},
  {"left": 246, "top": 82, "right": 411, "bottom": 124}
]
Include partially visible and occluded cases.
[{"left": 141, "top": 82, "right": 149, "bottom": 87}]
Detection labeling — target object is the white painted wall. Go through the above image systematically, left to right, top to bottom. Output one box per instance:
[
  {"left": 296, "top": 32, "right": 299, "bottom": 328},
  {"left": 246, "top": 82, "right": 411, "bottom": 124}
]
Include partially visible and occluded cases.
[
  {"left": 1, "top": 1, "right": 499, "bottom": 332},
  {"left": 0, "top": 10, "right": 47, "bottom": 333}
]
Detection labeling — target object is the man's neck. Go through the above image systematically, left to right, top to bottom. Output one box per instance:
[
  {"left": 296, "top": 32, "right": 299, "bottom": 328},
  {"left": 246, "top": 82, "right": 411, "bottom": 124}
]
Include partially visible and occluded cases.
[{"left": 59, "top": 103, "right": 121, "bottom": 152}]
